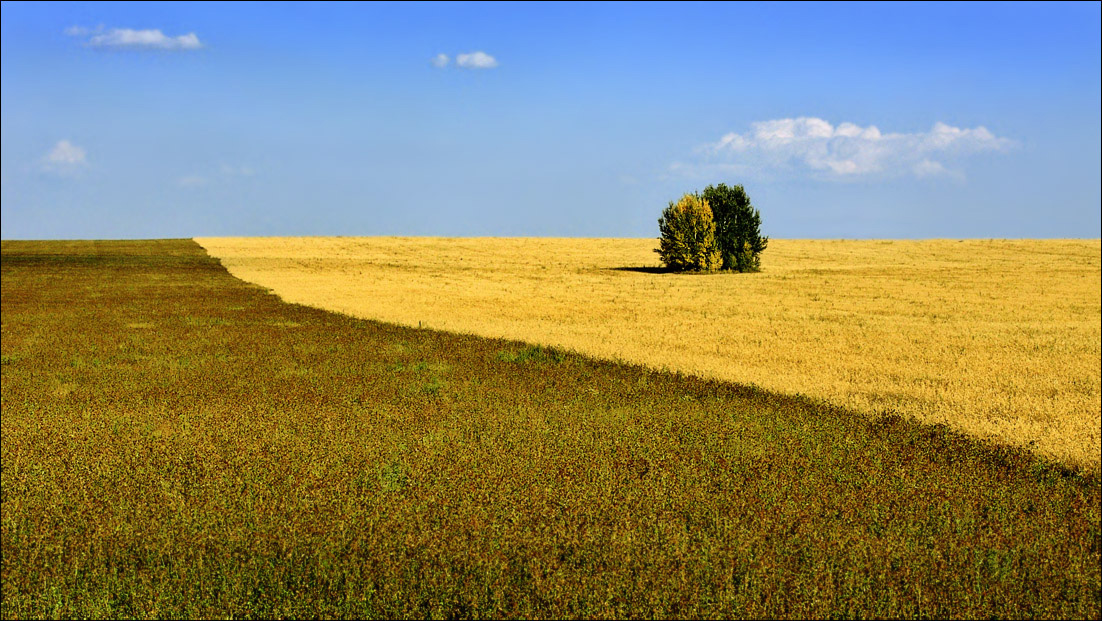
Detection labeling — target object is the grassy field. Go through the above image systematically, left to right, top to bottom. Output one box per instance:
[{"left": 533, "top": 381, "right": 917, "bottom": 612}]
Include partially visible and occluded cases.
[
  {"left": 196, "top": 237, "right": 1102, "bottom": 470},
  {"left": 2, "top": 239, "right": 1100, "bottom": 619}
]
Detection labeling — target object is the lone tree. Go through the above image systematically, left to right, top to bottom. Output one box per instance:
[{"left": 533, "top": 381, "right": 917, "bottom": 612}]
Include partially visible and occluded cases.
[
  {"left": 701, "top": 183, "right": 768, "bottom": 272},
  {"left": 656, "top": 184, "right": 767, "bottom": 273},
  {"left": 655, "top": 193, "right": 721, "bottom": 272}
]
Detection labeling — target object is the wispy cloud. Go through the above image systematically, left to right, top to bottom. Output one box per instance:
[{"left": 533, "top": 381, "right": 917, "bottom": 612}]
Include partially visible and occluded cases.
[
  {"left": 66, "top": 26, "right": 202, "bottom": 50},
  {"left": 432, "top": 51, "right": 497, "bottom": 70},
  {"left": 455, "top": 51, "right": 498, "bottom": 69},
  {"left": 678, "top": 117, "right": 1014, "bottom": 180},
  {"left": 41, "top": 140, "right": 87, "bottom": 173}
]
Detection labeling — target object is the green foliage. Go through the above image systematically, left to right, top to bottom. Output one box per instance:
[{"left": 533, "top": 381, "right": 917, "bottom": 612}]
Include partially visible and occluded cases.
[
  {"left": 701, "top": 183, "right": 769, "bottom": 272},
  {"left": 655, "top": 184, "right": 768, "bottom": 273},
  {"left": 655, "top": 193, "right": 722, "bottom": 271}
]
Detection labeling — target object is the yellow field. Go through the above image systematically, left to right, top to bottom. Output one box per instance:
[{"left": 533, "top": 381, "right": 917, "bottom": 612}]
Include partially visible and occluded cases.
[{"left": 195, "top": 237, "right": 1101, "bottom": 469}]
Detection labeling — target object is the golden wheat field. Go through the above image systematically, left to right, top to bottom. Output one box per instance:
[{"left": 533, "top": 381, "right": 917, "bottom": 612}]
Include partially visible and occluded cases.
[{"left": 196, "top": 237, "right": 1101, "bottom": 469}]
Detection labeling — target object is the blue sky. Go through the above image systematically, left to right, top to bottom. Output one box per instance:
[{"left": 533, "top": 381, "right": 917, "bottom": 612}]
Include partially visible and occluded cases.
[{"left": 2, "top": 1, "right": 1099, "bottom": 239}]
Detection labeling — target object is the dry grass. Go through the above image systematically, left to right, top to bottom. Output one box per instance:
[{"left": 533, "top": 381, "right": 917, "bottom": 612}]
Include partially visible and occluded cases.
[{"left": 196, "top": 237, "right": 1102, "bottom": 470}]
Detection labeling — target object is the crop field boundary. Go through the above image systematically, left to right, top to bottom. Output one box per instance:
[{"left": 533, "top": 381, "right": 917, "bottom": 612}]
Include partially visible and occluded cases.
[
  {"left": 196, "top": 236, "right": 1102, "bottom": 470},
  {"left": 195, "top": 243, "right": 1093, "bottom": 482}
]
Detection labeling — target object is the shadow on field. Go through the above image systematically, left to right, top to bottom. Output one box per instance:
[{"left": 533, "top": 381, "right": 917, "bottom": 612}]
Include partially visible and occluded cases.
[
  {"left": 606, "top": 266, "right": 749, "bottom": 275},
  {"left": 607, "top": 266, "right": 674, "bottom": 274}
]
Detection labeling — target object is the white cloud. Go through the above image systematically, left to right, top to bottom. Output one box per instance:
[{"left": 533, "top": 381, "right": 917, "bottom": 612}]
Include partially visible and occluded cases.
[
  {"left": 67, "top": 26, "right": 202, "bottom": 50},
  {"left": 455, "top": 51, "right": 498, "bottom": 69},
  {"left": 431, "top": 53, "right": 450, "bottom": 68},
  {"left": 696, "top": 117, "right": 1014, "bottom": 180},
  {"left": 40, "top": 140, "right": 87, "bottom": 174},
  {"left": 45, "top": 140, "right": 86, "bottom": 165},
  {"left": 913, "top": 159, "right": 955, "bottom": 179}
]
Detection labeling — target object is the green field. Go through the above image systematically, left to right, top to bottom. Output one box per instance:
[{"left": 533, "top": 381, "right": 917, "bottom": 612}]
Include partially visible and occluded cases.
[{"left": 1, "top": 239, "right": 1099, "bottom": 619}]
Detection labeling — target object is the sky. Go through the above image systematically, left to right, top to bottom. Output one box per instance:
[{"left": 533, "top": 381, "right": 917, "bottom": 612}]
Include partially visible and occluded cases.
[{"left": 1, "top": 1, "right": 1099, "bottom": 240}]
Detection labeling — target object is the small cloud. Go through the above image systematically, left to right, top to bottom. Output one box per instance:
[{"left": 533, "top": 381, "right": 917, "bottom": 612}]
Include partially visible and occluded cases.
[
  {"left": 67, "top": 26, "right": 202, "bottom": 50},
  {"left": 93, "top": 29, "right": 202, "bottom": 50},
  {"left": 456, "top": 51, "right": 498, "bottom": 69},
  {"left": 431, "top": 53, "right": 450, "bottom": 68},
  {"left": 686, "top": 117, "right": 1014, "bottom": 180},
  {"left": 41, "top": 140, "right": 87, "bottom": 174},
  {"left": 45, "top": 140, "right": 86, "bottom": 165}
]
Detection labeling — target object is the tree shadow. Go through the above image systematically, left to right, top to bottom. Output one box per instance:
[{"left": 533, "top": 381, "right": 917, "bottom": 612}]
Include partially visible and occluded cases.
[
  {"left": 605, "top": 266, "right": 748, "bottom": 276},
  {"left": 606, "top": 266, "right": 674, "bottom": 274}
]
